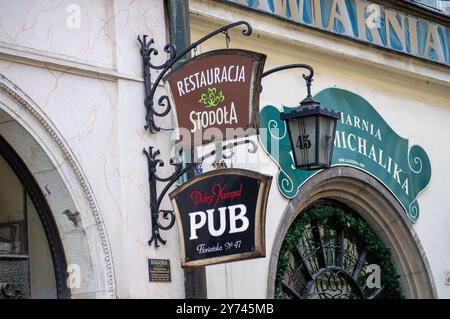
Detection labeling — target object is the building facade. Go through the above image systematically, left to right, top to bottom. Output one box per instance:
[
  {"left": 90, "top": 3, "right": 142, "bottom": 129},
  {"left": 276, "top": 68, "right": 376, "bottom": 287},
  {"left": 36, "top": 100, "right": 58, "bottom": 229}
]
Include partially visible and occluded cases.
[{"left": 0, "top": 0, "right": 449, "bottom": 299}]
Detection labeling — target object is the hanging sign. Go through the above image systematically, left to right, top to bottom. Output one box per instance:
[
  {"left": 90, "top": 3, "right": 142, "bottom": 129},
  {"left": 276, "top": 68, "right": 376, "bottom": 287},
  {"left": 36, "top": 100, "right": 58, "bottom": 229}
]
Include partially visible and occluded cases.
[
  {"left": 163, "top": 49, "right": 266, "bottom": 146},
  {"left": 259, "top": 88, "right": 431, "bottom": 223},
  {"left": 169, "top": 168, "right": 272, "bottom": 267}
]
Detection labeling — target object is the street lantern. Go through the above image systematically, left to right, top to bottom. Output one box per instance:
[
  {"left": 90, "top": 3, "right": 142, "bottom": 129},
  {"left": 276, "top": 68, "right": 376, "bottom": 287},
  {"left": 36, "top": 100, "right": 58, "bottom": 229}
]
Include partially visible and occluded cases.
[{"left": 280, "top": 82, "right": 340, "bottom": 170}]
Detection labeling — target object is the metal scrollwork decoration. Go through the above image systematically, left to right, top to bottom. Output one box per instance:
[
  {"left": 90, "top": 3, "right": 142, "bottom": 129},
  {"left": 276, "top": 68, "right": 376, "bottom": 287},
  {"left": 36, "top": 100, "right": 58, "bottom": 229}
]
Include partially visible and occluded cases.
[
  {"left": 138, "top": 21, "right": 252, "bottom": 133},
  {"left": 138, "top": 21, "right": 324, "bottom": 247},
  {"left": 262, "top": 64, "right": 315, "bottom": 101},
  {"left": 144, "top": 139, "right": 258, "bottom": 247},
  {"left": 276, "top": 205, "right": 403, "bottom": 299},
  {"left": 280, "top": 218, "right": 375, "bottom": 299}
]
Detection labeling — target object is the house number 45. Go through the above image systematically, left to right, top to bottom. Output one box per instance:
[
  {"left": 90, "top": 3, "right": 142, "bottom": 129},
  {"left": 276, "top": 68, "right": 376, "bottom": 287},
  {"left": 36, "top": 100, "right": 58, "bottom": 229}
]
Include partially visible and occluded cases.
[{"left": 296, "top": 135, "right": 311, "bottom": 149}]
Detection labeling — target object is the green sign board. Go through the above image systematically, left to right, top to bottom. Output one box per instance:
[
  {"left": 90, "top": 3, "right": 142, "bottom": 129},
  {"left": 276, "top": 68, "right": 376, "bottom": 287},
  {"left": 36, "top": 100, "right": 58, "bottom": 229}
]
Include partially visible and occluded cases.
[{"left": 259, "top": 88, "right": 431, "bottom": 222}]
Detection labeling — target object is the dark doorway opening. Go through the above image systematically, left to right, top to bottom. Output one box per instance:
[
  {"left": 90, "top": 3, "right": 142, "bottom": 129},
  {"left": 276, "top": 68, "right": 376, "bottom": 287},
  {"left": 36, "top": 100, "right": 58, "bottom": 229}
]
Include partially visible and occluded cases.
[{"left": 0, "top": 135, "right": 69, "bottom": 299}]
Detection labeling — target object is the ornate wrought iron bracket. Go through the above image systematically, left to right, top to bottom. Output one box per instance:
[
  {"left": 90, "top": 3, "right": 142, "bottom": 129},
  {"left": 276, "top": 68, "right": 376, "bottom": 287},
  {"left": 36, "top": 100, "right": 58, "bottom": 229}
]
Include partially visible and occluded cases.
[
  {"left": 138, "top": 21, "right": 252, "bottom": 133},
  {"left": 138, "top": 21, "right": 318, "bottom": 248},
  {"left": 262, "top": 64, "right": 315, "bottom": 103},
  {"left": 144, "top": 139, "right": 257, "bottom": 247}
]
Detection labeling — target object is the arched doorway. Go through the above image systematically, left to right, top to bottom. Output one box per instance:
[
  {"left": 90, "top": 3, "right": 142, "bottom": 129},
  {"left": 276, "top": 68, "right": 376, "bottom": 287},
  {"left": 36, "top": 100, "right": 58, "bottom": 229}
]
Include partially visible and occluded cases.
[
  {"left": 0, "top": 74, "right": 115, "bottom": 298},
  {"left": 0, "top": 135, "right": 69, "bottom": 298},
  {"left": 267, "top": 167, "right": 436, "bottom": 299}
]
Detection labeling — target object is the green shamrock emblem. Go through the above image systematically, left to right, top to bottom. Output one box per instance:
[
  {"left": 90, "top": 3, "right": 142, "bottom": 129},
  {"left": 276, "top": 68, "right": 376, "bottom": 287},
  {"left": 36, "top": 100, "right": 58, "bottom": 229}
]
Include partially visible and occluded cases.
[{"left": 199, "top": 87, "right": 225, "bottom": 108}]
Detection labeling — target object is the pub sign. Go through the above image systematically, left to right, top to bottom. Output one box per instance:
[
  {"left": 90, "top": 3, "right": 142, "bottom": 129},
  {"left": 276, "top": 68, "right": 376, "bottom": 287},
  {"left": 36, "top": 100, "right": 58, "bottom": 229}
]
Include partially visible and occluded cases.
[
  {"left": 163, "top": 49, "right": 266, "bottom": 146},
  {"left": 169, "top": 168, "right": 272, "bottom": 267}
]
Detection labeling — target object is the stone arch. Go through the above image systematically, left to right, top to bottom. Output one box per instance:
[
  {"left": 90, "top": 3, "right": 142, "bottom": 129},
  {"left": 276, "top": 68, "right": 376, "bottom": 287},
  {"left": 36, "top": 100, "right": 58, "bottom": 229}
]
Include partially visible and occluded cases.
[
  {"left": 0, "top": 74, "right": 115, "bottom": 298},
  {"left": 267, "top": 166, "right": 436, "bottom": 299}
]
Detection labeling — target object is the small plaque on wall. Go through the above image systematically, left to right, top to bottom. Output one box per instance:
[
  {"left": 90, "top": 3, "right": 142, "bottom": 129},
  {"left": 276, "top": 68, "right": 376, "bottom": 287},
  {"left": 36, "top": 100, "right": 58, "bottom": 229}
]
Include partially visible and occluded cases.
[{"left": 148, "top": 259, "right": 171, "bottom": 282}]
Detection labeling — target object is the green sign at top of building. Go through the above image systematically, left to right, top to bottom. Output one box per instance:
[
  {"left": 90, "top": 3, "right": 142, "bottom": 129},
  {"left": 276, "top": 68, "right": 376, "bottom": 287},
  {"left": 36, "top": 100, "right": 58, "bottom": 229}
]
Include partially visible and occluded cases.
[
  {"left": 224, "top": 0, "right": 450, "bottom": 66},
  {"left": 259, "top": 88, "right": 432, "bottom": 223}
]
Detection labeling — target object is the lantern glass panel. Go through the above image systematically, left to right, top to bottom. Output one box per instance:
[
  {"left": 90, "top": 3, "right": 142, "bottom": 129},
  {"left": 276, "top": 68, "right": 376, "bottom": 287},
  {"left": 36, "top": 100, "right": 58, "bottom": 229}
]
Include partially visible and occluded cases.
[
  {"left": 317, "top": 115, "right": 337, "bottom": 166},
  {"left": 287, "top": 116, "right": 316, "bottom": 168}
]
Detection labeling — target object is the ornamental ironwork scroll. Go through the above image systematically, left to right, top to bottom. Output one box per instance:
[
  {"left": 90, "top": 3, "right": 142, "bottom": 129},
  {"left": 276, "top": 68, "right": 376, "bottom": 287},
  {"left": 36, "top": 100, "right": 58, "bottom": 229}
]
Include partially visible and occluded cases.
[{"left": 169, "top": 168, "right": 272, "bottom": 267}]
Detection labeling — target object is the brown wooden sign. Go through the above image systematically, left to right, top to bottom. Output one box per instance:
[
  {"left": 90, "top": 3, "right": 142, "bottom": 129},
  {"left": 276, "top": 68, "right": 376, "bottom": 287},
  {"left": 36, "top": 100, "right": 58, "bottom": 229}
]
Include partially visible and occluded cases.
[
  {"left": 163, "top": 49, "right": 266, "bottom": 146},
  {"left": 169, "top": 168, "right": 272, "bottom": 268}
]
